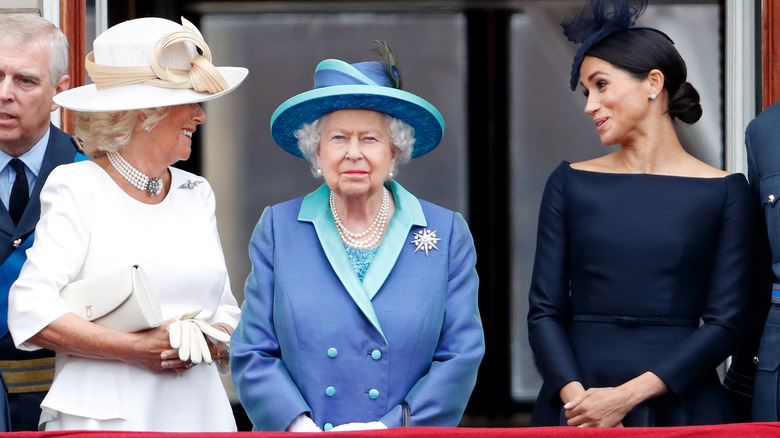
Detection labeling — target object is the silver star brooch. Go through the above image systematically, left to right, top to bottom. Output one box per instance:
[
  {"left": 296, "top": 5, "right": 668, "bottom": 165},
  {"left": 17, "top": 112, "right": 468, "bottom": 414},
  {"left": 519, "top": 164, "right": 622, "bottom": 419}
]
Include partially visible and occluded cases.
[
  {"left": 178, "top": 180, "right": 204, "bottom": 189},
  {"left": 410, "top": 228, "right": 441, "bottom": 256}
]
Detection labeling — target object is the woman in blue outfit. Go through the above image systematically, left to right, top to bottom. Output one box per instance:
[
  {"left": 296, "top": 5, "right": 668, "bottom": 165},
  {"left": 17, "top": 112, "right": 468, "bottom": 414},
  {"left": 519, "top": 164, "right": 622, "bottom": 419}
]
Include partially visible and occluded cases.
[
  {"left": 527, "top": 0, "right": 752, "bottom": 427},
  {"left": 231, "top": 43, "right": 485, "bottom": 432}
]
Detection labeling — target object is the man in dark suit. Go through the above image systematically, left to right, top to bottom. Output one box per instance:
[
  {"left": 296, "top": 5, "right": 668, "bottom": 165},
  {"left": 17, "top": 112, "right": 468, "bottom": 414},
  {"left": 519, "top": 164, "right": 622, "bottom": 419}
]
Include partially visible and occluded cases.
[
  {"left": 0, "top": 13, "right": 84, "bottom": 431},
  {"left": 723, "top": 100, "right": 780, "bottom": 422}
]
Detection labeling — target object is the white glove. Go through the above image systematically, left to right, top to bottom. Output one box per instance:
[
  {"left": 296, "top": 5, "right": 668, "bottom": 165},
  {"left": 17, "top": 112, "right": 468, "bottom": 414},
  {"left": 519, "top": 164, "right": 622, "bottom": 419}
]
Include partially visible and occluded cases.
[
  {"left": 167, "top": 307, "right": 231, "bottom": 366},
  {"left": 178, "top": 307, "right": 203, "bottom": 320},
  {"left": 190, "top": 318, "right": 231, "bottom": 344},
  {"left": 168, "top": 319, "right": 211, "bottom": 364},
  {"left": 287, "top": 413, "right": 322, "bottom": 432},
  {"left": 328, "top": 421, "right": 387, "bottom": 431}
]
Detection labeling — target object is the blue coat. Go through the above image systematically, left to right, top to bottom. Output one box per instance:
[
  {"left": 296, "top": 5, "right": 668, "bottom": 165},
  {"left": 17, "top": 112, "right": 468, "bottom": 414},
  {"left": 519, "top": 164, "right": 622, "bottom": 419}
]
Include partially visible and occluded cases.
[{"left": 231, "top": 181, "right": 484, "bottom": 431}]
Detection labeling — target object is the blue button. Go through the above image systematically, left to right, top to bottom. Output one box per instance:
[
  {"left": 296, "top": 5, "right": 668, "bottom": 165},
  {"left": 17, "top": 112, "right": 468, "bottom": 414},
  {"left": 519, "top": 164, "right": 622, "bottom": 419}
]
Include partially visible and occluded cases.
[
  {"left": 328, "top": 347, "right": 338, "bottom": 358},
  {"left": 371, "top": 349, "right": 382, "bottom": 360},
  {"left": 326, "top": 386, "right": 336, "bottom": 397},
  {"left": 368, "top": 388, "right": 379, "bottom": 399},
  {"left": 324, "top": 423, "right": 333, "bottom": 431}
]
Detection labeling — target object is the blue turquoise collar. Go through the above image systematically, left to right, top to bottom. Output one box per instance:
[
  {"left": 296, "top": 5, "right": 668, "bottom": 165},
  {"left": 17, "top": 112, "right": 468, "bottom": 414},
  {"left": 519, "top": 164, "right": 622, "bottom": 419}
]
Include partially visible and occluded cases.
[
  {"left": 298, "top": 180, "right": 426, "bottom": 340},
  {"left": 298, "top": 180, "right": 425, "bottom": 225}
]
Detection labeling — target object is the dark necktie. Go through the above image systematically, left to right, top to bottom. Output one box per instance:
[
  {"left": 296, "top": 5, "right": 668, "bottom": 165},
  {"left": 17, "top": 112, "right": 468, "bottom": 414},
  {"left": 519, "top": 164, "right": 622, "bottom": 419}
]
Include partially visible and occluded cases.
[{"left": 8, "top": 158, "right": 29, "bottom": 225}]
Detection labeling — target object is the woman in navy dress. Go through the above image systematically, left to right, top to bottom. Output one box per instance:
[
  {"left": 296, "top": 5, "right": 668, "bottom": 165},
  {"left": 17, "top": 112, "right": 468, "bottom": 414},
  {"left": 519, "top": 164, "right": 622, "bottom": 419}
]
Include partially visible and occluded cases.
[{"left": 527, "top": 0, "right": 752, "bottom": 427}]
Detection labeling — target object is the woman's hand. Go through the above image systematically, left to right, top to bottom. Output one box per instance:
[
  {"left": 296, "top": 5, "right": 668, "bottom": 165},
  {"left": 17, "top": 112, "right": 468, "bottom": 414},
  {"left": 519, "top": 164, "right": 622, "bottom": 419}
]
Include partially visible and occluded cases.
[
  {"left": 30, "top": 314, "right": 192, "bottom": 374},
  {"left": 129, "top": 319, "right": 192, "bottom": 374},
  {"left": 114, "top": 320, "right": 232, "bottom": 374},
  {"left": 205, "top": 323, "right": 232, "bottom": 361},
  {"left": 563, "top": 372, "right": 667, "bottom": 428},
  {"left": 559, "top": 381, "right": 586, "bottom": 406},
  {"left": 564, "top": 386, "right": 632, "bottom": 427},
  {"left": 287, "top": 413, "right": 322, "bottom": 432},
  {"left": 329, "top": 421, "right": 387, "bottom": 431}
]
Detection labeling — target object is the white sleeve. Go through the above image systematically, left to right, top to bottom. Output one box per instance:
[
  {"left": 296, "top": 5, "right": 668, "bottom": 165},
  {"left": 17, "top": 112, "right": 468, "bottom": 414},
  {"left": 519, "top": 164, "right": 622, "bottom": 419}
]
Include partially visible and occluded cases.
[{"left": 8, "top": 165, "right": 91, "bottom": 350}]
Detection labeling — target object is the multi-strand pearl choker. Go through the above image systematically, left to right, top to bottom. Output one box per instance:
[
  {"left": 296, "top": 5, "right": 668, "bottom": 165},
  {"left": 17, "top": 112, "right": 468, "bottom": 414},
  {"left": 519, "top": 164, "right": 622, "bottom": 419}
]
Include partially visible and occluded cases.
[
  {"left": 107, "top": 151, "right": 163, "bottom": 196},
  {"left": 330, "top": 187, "right": 390, "bottom": 249}
]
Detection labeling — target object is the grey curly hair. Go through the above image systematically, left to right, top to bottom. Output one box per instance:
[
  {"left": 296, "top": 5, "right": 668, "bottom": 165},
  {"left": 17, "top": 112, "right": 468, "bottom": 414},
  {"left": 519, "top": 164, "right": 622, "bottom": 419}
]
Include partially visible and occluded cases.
[{"left": 294, "top": 112, "right": 415, "bottom": 177}]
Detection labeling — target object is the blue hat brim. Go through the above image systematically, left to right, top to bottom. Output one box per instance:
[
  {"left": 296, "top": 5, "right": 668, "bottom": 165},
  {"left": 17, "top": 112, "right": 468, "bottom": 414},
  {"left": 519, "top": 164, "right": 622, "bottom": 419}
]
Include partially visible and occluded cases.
[{"left": 270, "top": 84, "right": 445, "bottom": 159}]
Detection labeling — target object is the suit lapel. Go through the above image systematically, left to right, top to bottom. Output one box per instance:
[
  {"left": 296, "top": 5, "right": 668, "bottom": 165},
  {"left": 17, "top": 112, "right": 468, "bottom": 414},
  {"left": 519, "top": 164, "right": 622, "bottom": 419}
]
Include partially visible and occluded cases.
[
  {"left": 362, "top": 181, "right": 426, "bottom": 300},
  {"left": 297, "top": 182, "right": 428, "bottom": 340},
  {"left": 299, "top": 184, "right": 386, "bottom": 339},
  {"left": 0, "top": 202, "right": 12, "bottom": 236}
]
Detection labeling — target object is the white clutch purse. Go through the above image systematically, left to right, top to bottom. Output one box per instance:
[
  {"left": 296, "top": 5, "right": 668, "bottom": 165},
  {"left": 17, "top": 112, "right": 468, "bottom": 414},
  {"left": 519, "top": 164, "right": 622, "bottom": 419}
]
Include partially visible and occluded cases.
[{"left": 60, "top": 265, "right": 164, "bottom": 332}]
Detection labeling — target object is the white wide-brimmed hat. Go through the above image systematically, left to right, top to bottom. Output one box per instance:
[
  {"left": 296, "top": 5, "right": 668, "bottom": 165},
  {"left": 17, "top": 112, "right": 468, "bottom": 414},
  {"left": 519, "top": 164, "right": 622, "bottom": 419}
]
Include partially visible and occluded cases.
[{"left": 54, "top": 17, "right": 248, "bottom": 112}]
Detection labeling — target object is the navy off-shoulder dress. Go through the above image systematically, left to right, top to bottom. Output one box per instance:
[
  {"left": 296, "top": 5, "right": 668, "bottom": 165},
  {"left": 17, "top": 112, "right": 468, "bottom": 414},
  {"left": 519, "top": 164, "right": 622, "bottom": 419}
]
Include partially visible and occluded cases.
[{"left": 528, "top": 162, "right": 753, "bottom": 426}]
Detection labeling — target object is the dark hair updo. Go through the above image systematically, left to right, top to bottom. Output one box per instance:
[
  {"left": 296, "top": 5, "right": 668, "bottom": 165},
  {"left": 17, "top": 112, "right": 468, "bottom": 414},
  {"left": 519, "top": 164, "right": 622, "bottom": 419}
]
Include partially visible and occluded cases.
[{"left": 585, "top": 28, "right": 702, "bottom": 124}]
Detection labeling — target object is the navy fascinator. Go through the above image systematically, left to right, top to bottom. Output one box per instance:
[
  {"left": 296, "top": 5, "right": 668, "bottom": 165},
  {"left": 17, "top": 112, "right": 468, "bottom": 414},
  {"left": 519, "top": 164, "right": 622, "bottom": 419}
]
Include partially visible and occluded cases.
[{"left": 562, "top": 0, "right": 673, "bottom": 91}]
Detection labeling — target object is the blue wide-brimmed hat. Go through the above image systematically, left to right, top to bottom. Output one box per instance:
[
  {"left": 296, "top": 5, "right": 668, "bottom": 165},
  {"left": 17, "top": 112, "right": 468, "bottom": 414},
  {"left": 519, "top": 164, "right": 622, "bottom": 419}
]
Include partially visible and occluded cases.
[{"left": 270, "top": 58, "right": 445, "bottom": 159}]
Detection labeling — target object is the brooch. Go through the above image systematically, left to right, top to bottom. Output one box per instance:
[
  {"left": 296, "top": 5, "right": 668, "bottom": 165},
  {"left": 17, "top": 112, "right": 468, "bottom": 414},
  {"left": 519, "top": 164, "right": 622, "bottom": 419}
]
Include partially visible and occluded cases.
[
  {"left": 178, "top": 180, "right": 204, "bottom": 189},
  {"left": 410, "top": 229, "right": 441, "bottom": 256},
  {"left": 12, "top": 239, "right": 22, "bottom": 249}
]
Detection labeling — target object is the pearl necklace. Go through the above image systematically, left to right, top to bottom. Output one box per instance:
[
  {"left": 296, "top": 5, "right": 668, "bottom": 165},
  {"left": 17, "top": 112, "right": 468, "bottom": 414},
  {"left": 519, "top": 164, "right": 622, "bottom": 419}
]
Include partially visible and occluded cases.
[
  {"left": 107, "top": 151, "right": 163, "bottom": 196},
  {"left": 330, "top": 187, "right": 390, "bottom": 249}
]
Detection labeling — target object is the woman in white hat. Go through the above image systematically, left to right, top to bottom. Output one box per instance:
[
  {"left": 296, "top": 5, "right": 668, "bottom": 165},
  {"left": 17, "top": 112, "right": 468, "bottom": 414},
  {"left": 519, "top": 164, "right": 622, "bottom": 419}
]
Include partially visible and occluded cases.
[
  {"left": 7, "top": 17, "right": 247, "bottom": 431},
  {"left": 231, "top": 43, "right": 485, "bottom": 432}
]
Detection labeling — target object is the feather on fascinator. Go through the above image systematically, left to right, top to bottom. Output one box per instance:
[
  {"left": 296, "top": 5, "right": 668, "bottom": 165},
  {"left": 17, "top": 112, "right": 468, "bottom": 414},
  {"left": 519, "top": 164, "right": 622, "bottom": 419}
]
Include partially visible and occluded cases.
[{"left": 562, "top": 0, "right": 673, "bottom": 91}]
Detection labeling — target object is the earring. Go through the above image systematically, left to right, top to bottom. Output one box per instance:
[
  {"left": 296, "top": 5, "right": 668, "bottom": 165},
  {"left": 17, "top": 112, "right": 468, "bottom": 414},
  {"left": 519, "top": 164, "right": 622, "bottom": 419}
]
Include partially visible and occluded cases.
[
  {"left": 649, "top": 93, "right": 657, "bottom": 101},
  {"left": 144, "top": 126, "right": 151, "bottom": 131},
  {"left": 316, "top": 168, "right": 323, "bottom": 176},
  {"left": 388, "top": 172, "right": 394, "bottom": 179}
]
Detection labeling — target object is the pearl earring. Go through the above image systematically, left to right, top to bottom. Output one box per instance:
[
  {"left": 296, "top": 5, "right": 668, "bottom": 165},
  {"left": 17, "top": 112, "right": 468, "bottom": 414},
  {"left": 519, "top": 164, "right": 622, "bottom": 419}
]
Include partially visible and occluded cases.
[
  {"left": 650, "top": 93, "right": 657, "bottom": 101},
  {"left": 144, "top": 126, "right": 151, "bottom": 131},
  {"left": 316, "top": 168, "right": 323, "bottom": 176},
  {"left": 388, "top": 172, "right": 394, "bottom": 179}
]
